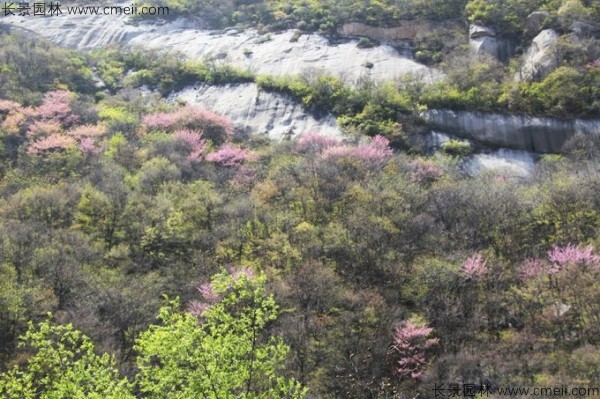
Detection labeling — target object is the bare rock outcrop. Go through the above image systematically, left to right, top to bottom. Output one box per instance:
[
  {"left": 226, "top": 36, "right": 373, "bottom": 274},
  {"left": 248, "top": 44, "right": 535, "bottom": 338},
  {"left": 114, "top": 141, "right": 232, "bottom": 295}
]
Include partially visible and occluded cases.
[
  {"left": 525, "top": 11, "right": 550, "bottom": 36},
  {"left": 2, "top": 14, "right": 439, "bottom": 84},
  {"left": 337, "top": 21, "right": 433, "bottom": 41},
  {"left": 469, "top": 24, "right": 512, "bottom": 61},
  {"left": 516, "top": 29, "right": 560, "bottom": 81},
  {"left": 174, "top": 84, "right": 342, "bottom": 140},
  {"left": 422, "top": 109, "right": 600, "bottom": 153}
]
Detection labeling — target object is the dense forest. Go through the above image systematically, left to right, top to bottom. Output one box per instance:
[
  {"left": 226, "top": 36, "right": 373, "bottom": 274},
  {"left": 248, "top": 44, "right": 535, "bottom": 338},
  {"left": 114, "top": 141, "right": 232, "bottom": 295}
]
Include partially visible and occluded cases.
[{"left": 0, "top": 0, "right": 600, "bottom": 397}]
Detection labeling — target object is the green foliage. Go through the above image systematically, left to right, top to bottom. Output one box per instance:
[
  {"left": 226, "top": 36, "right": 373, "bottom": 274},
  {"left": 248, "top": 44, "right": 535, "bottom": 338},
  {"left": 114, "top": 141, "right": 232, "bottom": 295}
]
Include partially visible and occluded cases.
[
  {"left": 465, "top": 0, "right": 545, "bottom": 37},
  {"left": 0, "top": 19, "right": 599, "bottom": 397},
  {"left": 0, "top": 33, "right": 95, "bottom": 104},
  {"left": 357, "top": 37, "right": 378, "bottom": 49},
  {"left": 502, "top": 66, "right": 600, "bottom": 117},
  {"left": 98, "top": 106, "right": 139, "bottom": 135},
  {"left": 440, "top": 139, "right": 473, "bottom": 157},
  {"left": 134, "top": 271, "right": 306, "bottom": 398},
  {"left": 0, "top": 272, "right": 306, "bottom": 398},
  {"left": 0, "top": 318, "right": 133, "bottom": 399}
]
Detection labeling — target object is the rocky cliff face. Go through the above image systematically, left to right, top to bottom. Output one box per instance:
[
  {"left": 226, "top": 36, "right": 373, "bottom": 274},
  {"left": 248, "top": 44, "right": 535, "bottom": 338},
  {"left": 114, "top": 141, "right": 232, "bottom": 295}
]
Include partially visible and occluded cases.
[
  {"left": 3, "top": 14, "right": 439, "bottom": 83},
  {"left": 337, "top": 21, "right": 432, "bottom": 41},
  {"left": 174, "top": 84, "right": 341, "bottom": 140},
  {"left": 422, "top": 109, "right": 600, "bottom": 153}
]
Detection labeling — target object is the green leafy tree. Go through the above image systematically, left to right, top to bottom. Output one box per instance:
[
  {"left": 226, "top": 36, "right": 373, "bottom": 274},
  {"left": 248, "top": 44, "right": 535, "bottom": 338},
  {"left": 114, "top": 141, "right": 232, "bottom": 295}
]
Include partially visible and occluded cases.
[
  {"left": 134, "top": 268, "right": 307, "bottom": 399},
  {"left": 0, "top": 318, "right": 134, "bottom": 399}
]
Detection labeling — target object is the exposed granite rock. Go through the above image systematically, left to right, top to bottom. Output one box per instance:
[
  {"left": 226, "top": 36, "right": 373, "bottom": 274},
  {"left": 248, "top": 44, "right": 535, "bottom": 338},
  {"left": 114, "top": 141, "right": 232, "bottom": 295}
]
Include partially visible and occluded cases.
[
  {"left": 525, "top": 11, "right": 550, "bottom": 36},
  {"left": 2, "top": 14, "right": 440, "bottom": 83},
  {"left": 338, "top": 21, "right": 434, "bottom": 41},
  {"left": 570, "top": 21, "right": 599, "bottom": 38},
  {"left": 570, "top": 21, "right": 600, "bottom": 59},
  {"left": 469, "top": 24, "right": 512, "bottom": 61},
  {"left": 470, "top": 25, "right": 496, "bottom": 39},
  {"left": 516, "top": 29, "right": 560, "bottom": 81},
  {"left": 173, "top": 84, "right": 342, "bottom": 140},
  {"left": 422, "top": 109, "right": 600, "bottom": 153}
]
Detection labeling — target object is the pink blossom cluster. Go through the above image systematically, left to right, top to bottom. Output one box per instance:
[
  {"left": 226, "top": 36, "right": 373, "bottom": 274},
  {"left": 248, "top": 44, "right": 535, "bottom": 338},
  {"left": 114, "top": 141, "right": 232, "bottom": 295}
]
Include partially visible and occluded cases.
[
  {"left": 36, "top": 90, "right": 79, "bottom": 126},
  {"left": 1, "top": 92, "right": 107, "bottom": 156},
  {"left": 0, "top": 99, "right": 22, "bottom": 114},
  {"left": 0, "top": 100, "right": 34, "bottom": 135},
  {"left": 142, "top": 106, "right": 234, "bottom": 138},
  {"left": 26, "top": 120, "right": 62, "bottom": 139},
  {"left": 27, "top": 122, "right": 107, "bottom": 156},
  {"left": 67, "top": 124, "right": 106, "bottom": 139},
  {"left": 175, "top": 129, "right": 207, "bottom": 162},
  {"left": 295, "top": 132, "right": 341, "bottom": 153},
  {"left": 27, "top": 134, "right": 76, "bottom": 155},
  {"left": 322, "top": 135, "right": 393, "bottom": 167},
  {"left": 79, "top": 137, "right": 105, "bottom": 156},
  {"left": 206, "top": 144, "right": 252, "bottom": 167},
  {"left": 410, "top": 159, "right": 443, "bottom": 183},
  {"left": 230, "top": 166, "right": 257, "bottom": 188},
  {"left": 547, "top": 243, "right": 600, "bottom": 269},
  {"left": 518, "top": 244, "right": 600, "bottom": 280},
  {"left": 461, "top": 253, "right": 488, "bottom": 280},
  {"left": 518, "top": 258, "right": 545, "bottom": 279},
  {"left": 229, "top": 265, "right": 255, "bottom": 282},
  {"left": 187, "top": 266, "right": 255, "bottom": 317},
  {"left": 187, "top": 282, "right": 222, "bottom": 318},
  {"left": 197, "top": 283, "right": 221, "bottom": 304},
  {"left": 187, "top": 301, "right": 210, "bottom": 317},
  {"left": 388, "top": 320, "right": 438, "bottom": 380}
]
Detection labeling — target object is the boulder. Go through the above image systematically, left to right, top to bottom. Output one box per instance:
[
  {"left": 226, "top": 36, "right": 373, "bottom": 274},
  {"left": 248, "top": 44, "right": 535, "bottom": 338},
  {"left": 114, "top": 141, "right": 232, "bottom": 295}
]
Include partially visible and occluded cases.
[
  {"left": 525, "top": 11, "right": 550, "bottom": 36},
  {"left": 570, "top": 21, "right": 599, "bottom": 38},
  {"left": 469, "top": 24, "right": 496, "bottom": 39},
  {"left": 469, "top": 24, "right": 512, "bottom": 60},
  {"left": 516, "top": 29, "right": 559, "bottom": 81},
  {"left": 470, "top": 36, "right": 500, "bottom": 57}
]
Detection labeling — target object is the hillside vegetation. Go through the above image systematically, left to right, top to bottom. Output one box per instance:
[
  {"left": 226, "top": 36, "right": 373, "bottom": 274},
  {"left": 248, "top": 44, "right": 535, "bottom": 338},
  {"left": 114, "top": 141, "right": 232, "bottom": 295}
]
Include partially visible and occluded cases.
[{"left": 0, "top": 0, "right": 599, "bottom": 397}]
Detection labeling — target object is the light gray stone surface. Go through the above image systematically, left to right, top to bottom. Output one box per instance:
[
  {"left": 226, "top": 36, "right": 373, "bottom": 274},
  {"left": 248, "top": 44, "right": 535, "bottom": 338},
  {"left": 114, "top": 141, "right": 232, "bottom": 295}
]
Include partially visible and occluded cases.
[
  {"left": 3, "top": 13, "right": 439, "bottom": 83},
  {"left": 516, "top": 29, "right": 560, "bottom": 81},
  {"left": 173, "top": 84, "right": 342, "bottom": 140},
  {"left": 422, "top": 109, "right": 600, "bottom": 153}
]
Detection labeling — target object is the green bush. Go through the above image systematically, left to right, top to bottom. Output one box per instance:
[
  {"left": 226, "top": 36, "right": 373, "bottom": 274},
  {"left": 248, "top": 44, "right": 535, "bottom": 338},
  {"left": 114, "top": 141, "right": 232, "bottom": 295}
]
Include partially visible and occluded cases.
[
  {"left": 357, "top": 37, "right": 378, "bottom": 49},
  {"left": 440, "top": 139, "right": 473, "bottom": 156}
]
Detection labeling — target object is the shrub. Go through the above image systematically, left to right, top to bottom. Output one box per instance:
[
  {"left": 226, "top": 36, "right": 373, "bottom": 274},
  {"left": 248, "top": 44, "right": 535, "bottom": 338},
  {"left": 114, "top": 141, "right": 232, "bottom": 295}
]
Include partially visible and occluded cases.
[{"left": 440, "top": 139, "right": 472, "bottom": 157}]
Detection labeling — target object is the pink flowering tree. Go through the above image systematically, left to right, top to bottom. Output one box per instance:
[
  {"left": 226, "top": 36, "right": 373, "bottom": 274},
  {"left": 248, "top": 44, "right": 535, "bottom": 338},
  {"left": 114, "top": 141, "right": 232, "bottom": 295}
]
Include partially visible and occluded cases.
[
  {"left": 36, "top": 90, "right": 78, "bottom": 127},
  {"left": 0, "top": 99, "right": 22, "bottom": 115},
  {"left": 1, "top": 104, "right": 35, "bottom": 135},
  {"left": 142, "top": 106, "right": 233, "bottom": 146},
  {"left": 26, "top": 120, "right": 62, "bottom": 139},
  {"left": 27, "top": 123, "right": 107, "bottom": 157},
  {"left": 67, "top": 124, "right": 106, "bottom": 139},
  {"left": 174, "top": 129, "right": 207, "bottom": 162},
  {"left": 295, "top": 132, "right": 341, "bottom": 153},
  {"left": 28, "top": 134, "right": 76, "bottom": 155},
  {"left": 322, "top": 135, "right": 393, "bottom": 168},
  {"left": 79, "top": 137, "right": 105, "bottom": 157},
  {"left": 206, "top": 144, "right": 252, "bottom": 168},
  {"left": 409, "top": 158, "right": 443, "bottom": 184},
  {"left": 230, "top": 166, "right": 257, "bottom": 188},
  {"left": 547, "top": 243, "right": 600, "bottom": 270},
  {"left": 516, "top": 244, "right": 600, "bottom": 344},
  {"left": 460, "top": 253, "right": 488, "bottom": 280},
  {"left": 518, "top": 258, "right": 545, "bottom": 280},
  {"left": 187, "top": 266, "right": 256, "bottom": 318},
  {"left": 388, "top": 319, "right": 438, "bottom": 381}
]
